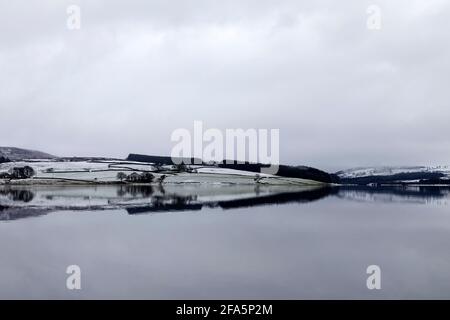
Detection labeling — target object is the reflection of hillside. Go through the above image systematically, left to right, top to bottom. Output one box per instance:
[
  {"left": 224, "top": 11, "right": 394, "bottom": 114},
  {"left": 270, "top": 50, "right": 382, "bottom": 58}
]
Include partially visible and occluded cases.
[
  {"left": 0, "top": 185, "right": 331, "bottom": 220},
  {"left": 2, "top": 185, "right": 450, "bottom": 221},
  {"left": 116, "top": 185, "right": 154, "bottom": 197},
  {"left": 126, "top": 186, "right": 335, "bottom": 214},
  {"left": 336, "top": 186, "right": 450, "bottom": 203},
  {"left": 217, "top": 187, "right": 336, "bottom": 209},
  {"left": 127, "top": 203, "right": 203, "bottom": 214},
  {"left": 0, "top": 207, "right": 51, "bottom": 221}
]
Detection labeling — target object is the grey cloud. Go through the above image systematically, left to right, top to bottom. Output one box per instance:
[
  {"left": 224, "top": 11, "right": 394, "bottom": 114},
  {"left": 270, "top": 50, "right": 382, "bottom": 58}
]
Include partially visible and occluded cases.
[{"left": 1, "top": 0, "right": 449, "bottom": 171}]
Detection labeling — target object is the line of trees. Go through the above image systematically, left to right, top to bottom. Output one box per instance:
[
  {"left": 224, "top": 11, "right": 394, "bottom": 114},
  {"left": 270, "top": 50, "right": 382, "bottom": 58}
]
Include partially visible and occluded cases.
[
  {"left": 0, "top": 156, "right": 11, "bottom": 164},
  {"left": 0, "top": 166, "right": 35, "bottom": 180},
  {"left": 117, "top": 172, "right": 155, "bottom": 183}
]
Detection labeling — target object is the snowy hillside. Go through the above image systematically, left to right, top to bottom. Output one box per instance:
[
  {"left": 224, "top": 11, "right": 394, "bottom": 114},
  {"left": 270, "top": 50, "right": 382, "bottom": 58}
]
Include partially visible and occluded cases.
[
  {"left": 0, "top": 147, "right": 55, "bottom": 160},
  {"left": 0, "top": 159, "right": 324, "bottom": 186},
  {"left": 336, "top": 166, "right": 450, "bottom": 179}
]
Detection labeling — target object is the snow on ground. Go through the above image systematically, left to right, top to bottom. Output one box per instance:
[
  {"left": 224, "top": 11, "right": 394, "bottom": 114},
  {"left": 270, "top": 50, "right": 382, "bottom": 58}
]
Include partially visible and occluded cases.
[
  {"left": 0, "top": 160, "right": 323, "bottom": 185},
  {"left": 0, "top": 160, "right": 157, "bottom": 183}
]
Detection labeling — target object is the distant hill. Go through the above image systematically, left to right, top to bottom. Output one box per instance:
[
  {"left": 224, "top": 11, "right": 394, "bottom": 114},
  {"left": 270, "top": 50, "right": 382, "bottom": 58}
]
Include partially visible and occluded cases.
[
  {"left": 0, "top": 147, "right": 56, "bottom": 161},
  {"left": 336, "top": 166, "right": 450, "bottom": 185}
]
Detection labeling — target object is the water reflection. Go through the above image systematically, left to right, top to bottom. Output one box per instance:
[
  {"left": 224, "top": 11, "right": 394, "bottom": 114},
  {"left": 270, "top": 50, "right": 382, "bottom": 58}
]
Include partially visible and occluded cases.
[
  {"left": 1, "top": 184, "right": 450, "bottom": 221},
  {"left": 1, "top": 184, "right": 450, "bottom": 299},
  {"left": 0, "top": 185, "right": 332, "bottom": 220},
  {"left": 338, "top": 185, "right": 450, "bottom": 204},
  {"left": 0, "top": 188, "right": 34, "bottom": 202}
]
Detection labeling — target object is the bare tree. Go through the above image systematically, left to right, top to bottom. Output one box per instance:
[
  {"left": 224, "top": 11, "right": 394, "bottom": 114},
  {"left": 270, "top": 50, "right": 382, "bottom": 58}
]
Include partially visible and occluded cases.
[
  {"left": 117, "top": 172, "right": 127, "bottom": 182},
  {"left": 157, "top": 174, "right": 167, "bottom": 184}
]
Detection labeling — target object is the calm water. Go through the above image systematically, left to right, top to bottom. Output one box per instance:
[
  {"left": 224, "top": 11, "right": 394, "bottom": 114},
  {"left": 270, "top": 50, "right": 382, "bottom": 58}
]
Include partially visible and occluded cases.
[{"left": 0, "top": 185, "right": 450, "bottom": 299}]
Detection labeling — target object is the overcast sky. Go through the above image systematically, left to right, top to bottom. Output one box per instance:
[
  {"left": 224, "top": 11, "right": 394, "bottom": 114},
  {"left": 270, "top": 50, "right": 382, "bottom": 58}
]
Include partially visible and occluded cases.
[{"left": 1, "top": 0, "right": 449, "bottom": 171}]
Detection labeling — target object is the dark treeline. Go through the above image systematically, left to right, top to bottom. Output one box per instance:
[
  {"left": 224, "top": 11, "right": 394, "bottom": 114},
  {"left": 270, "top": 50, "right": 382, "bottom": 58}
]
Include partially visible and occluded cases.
[
  {"left": 127, "top": 154, "right": 201, "bottom": 165},
  {"left": 0, "top": 156, "right": 11, "bottom": 163},
  {"left": 218, "top": 163, "right": 340, "bottom": 184},
  {"left": 0, "top": 166, "right": 35, "bottom": 180}
]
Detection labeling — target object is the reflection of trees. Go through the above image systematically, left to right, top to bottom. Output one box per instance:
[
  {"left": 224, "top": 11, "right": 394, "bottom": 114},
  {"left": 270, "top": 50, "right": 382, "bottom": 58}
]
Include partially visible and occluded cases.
[
  {"left": 116, "top": 185, "right": 154, "bottom": 197},
  {"left": 0, "top": 189, "right": 35, "bottom": 202},
  {"left": 153, "top": 194, "right": 196, "bottom": 206},
  {"left": 127, "top": 195, "right": 200, "bottom": 215}
]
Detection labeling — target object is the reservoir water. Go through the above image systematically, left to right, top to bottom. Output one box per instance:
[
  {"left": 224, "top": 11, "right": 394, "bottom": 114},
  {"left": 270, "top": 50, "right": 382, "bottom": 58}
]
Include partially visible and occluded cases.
[{"left": 0, "top": 185, "right": 449, "bottom": 299}]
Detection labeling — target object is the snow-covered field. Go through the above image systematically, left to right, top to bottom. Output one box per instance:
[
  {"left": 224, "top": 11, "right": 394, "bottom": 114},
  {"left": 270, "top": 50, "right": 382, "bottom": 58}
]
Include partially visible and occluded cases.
[{"left": 0, "top": 160, "right": 323, "bottom": 186}]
